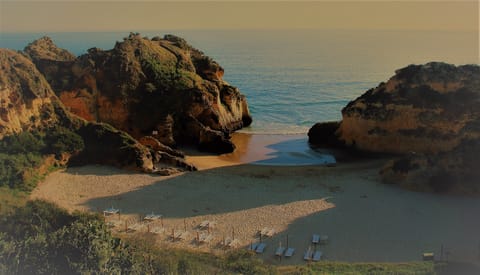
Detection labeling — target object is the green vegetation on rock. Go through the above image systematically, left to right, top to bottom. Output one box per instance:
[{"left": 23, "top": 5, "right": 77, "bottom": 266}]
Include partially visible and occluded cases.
[{"left": 0, "top": 126, "right": 83, "bottom": 191}]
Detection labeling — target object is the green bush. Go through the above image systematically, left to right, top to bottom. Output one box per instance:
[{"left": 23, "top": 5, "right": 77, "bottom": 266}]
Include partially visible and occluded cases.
[
  {"left": 0, "top": 126, "right": 84, "bottom": 190},
  {"left": 45, "top": 126, "right": 84, "bottom": 155},
  {"left": 0, "top": 153, "right": 43, "bottom": 190}
]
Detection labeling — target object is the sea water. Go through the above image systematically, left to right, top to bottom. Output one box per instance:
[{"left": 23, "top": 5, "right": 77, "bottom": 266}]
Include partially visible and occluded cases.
[
  {"left": 1, "top": 29, "right": 478, "bottom": 135},
  {"left": 1, "top": 29, "right": 478, "bottom": 165}
]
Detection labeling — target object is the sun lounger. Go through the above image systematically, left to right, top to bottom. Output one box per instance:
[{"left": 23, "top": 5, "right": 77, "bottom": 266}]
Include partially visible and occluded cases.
[
  {"left": 103, "top": 207, "right": 119, "bottom": 216},
  {"left": 144, "top": 213, "right": 162, "bottom": 221},
  {"left": 199, "top": 220, "right": 210, "bottom": 229},
  {"left": 127, "top": 223, "right": 143, "bottom": 232},
  {"left": 260, "top": 227, "right": 270, "bottom": 236},
  {"left": 266, "top": 228, "right": 275, "bottom": 237},
  {"left": 312, "top": 234, "right": 320, "bottom": 244},
  {"left": 227, "top": 239, "right": 241, "bottom": 248},
  {"left": 255, "top": 243, "right": 266, "bottom": 253},
  {"left": 275, "top": 247, "right": 286, "bottom": 256},
  {"left": 284, "top": 248, "right": 295, "bottom": 257},
  {"left": 304, "top": 248, "right": 313, "bottom": 261},
  {"left": 313, "top": 250, "right": 322, "bottom": 261},
  {"left": 423, "top": 252, "right": 434, "bottom": 261}
]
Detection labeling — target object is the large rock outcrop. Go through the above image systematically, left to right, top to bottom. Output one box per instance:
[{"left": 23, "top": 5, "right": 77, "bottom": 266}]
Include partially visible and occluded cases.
[
  {"left": 24, "top": 33, "right": 252, "bottom": 153},
  {"left": 0, "top": 48, "right": 154, "bottom": 172},
  {"left": 0, "top": 48, "right": 201, "bottom": 191},
  {"left": 309, "top": 62, "right": 480, "bottom": 154}
]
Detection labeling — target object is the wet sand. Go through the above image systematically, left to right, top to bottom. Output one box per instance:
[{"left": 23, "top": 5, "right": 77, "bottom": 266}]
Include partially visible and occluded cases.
[{"left": 31, "top": 133, "right": 480, "bottom": 265}]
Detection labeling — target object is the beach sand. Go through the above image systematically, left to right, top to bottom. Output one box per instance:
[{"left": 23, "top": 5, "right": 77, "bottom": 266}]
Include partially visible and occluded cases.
[{"left": 31, "top": 133, "right": 480, "bottom": 265}]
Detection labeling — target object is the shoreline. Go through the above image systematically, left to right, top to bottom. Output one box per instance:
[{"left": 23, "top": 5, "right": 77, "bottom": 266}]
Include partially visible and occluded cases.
[
  {"left": 185, "top": 132, "right": 336, "bottom": 170},
  {"left": 30, "top": 133, "right": 480, "bottom": 265}
]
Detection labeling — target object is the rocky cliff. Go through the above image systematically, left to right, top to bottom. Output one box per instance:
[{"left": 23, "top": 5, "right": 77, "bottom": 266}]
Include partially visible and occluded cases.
[
  {"left": 24, "top": 33, "right": 252, "bottom": 153},
  {"left": 0, "top": 48, "right": 194, "bottom": 190},
  {"left": 0, "top": 48, "right": 154, "bottom": 170},
  {"left": 309, "top": 62, "right": 480, "bottom": 154},
  {"left": 309, "top": 62, "right": 480, "bottom": 193}
]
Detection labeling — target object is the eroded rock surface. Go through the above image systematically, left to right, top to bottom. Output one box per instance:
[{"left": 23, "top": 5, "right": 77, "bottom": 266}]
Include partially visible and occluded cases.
[{"left": 24, "top": 33, "right": 252, "bottom": 153}]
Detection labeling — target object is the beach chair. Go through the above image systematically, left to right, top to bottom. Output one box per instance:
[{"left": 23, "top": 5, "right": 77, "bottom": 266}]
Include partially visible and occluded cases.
[
  {"left": 103, "top": 207, "right": 119, "bottom": 216},
  {"left": 199, "top": 220, "right": 210, "bottom": 229},
  {"left": 127, "top": 223, "right": 143, "bottom": 232},
  {"left": 260, "top": 227, "right": 270, "bottom": 236},
  {"left": 266, "top": 228, "right": 275, "bottom": 237},
  {"left": 312, "top": 234, "right": 320, "bottom": 244},
  {"left": 227, "top": 239, "right": 241, "bottom": 248},
  {"left": 255, "top": 243, "right": 266, "bottom": 254},
  {"left": 275, "top": 246, "right": 286, "bottom": 256},
  {"left": 284, "top": 247, "right": 295, "bottom": 257},
  {"left": 304, "top": 248, "right": 313, "bottom": 261},
  {"left": 313, "top": 250, "right": 322, "bottom": 261},
  {"left": 423, "top": 252, "right": 434, "bottom": 261}
]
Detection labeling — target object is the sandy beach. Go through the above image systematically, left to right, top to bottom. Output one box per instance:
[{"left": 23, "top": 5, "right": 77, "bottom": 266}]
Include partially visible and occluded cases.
[{"left": 31, "top": 133, "right": 480, "bottom": 265}]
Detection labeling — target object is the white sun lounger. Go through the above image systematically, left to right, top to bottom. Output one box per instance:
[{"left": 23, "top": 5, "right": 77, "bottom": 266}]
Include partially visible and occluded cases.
[
  {"left": 103, "top": 207, "right": 119, "bottom": 216},
  {"left": 144, "top": 213, "right": 162, "bottom": 221},
  {"left": 199, "top": 220, "right": 210, "bottom": 228},
  {"left": 127, "top": 223, "right": 143, "bottom": 232},
  {"left": 260, "top": 227, "right": 270, "bottom": 236},
  {"left": 266, "top": 228, "right": 275, "bottom": 237},
  {"left": 312, "top": 234, "right": 320, "bottom": 244},
  {"left": 227, "top": 239, "right": 241, "bottom": 248},
  {"left": 255, "top": 243, "right": 266, "bottom": 253},
  {"left": 275, "top": 247, "right": 285, "bottom": 256},
  {"left": 284, "top": 248, "right": 295, "bottom": 257},
  {"left": 313, "top": 250, "right": 322, "bottom": 261}
]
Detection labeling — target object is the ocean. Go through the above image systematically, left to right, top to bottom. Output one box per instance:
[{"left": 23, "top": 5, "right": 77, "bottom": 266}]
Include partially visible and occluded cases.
[{"left": 1, "top": 29, "right": 478, "bottom": 134}]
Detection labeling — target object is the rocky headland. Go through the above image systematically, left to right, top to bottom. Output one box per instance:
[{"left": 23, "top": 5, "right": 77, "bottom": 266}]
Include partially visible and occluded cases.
[
  {"left": 2, "top": 33, "right": 252, "bottom": 189},
  {"left": 24, "top": 33, "right": 252, "bottom": 154},
  {"left": 309, "top": 62, "right": 480, "bottom": 193}
]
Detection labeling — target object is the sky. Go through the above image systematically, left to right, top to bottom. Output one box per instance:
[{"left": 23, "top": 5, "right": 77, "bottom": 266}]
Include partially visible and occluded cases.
[{"left": 0, "top": 1, "right": 478, "bottom": 32}]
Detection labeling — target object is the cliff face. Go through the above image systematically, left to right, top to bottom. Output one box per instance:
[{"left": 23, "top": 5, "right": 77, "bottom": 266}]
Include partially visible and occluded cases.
[
  {"left": 24, "top": 33, "right": 252, "bottom": 153},
  {"left": 0, "top": 48, "right": 154, "bottom": 176},
  {"left": 0, "top": 49, "right": 58, "bottom": 138},
  {"left": 309, "top": 62, "right": 480, "bottom": 193},
  {"left": 310, "top": 62, "right": 480, "bottom": 154}
]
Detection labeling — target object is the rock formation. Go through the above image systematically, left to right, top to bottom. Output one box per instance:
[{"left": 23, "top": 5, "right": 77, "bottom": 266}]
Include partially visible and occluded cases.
[
  {"left": 24, "top": 33, "right": 252, "bottom": 153},
  {"left": 1, "top": 47, "right": 199, "bottom": 192},
  {"left": 0, "top": 48, "right": 153, "bottom": 173},
  {"left": 309, "top": 62, "right": 480, "bottom": 154},
  {"left": 309, "top": 62, "right": 480, "bottom": 193}
]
